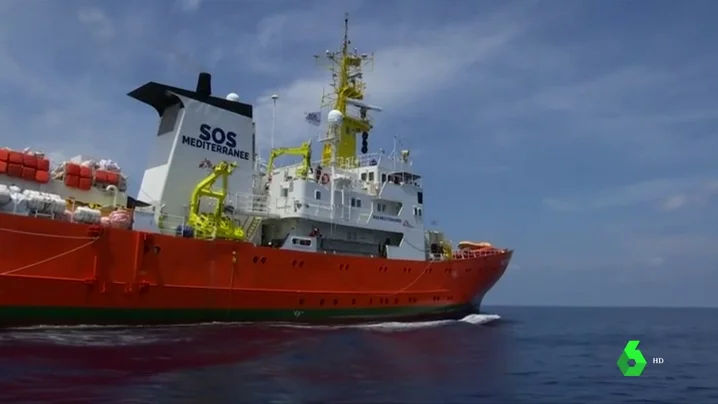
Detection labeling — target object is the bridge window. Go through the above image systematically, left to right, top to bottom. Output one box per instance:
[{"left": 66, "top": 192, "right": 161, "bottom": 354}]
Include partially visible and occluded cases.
[
  {"left": 314, "top": 190, "right": 321, "bottom": 200},
  {"left": 376, "top": 202, "right": 386, "bottom": 212}
]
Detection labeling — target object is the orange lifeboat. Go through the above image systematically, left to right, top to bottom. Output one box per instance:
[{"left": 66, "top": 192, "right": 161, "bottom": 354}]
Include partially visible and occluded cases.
[{"left": 458, "top": 241, "right": 493, "bottom": 250}]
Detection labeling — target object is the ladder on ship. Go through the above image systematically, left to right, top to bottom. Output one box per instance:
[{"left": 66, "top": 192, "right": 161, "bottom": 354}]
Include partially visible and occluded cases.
[{"left": 243, "top": 216, "right": 262, "bottom": 243}]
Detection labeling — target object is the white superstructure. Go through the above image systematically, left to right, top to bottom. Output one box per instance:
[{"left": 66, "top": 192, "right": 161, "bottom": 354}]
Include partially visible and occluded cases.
[
  {"left": 127, "top": 15, "right": 433, "bottom": 261},
  {"left": 127, "top": 72, "right": 427, "bottom": 260},
  {"left": 260, "top": 132, "right": 425, "bottom": 260}
]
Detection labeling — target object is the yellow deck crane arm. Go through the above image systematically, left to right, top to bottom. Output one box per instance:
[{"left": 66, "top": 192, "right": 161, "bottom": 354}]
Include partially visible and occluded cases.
[
  {"left": 265, "top": 140, "right": 312, "bottom": 180},
  {"left": 187, "top": 161, "right": 245, "bottom": 241}
]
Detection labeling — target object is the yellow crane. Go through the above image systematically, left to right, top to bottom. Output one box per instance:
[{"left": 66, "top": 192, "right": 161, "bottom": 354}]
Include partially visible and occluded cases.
[
  {"left": 265, "top": 140, "right": 312, "bottom": 180},
  {"left": 187, "top": 161, "right": 245, "bottom": 241}
]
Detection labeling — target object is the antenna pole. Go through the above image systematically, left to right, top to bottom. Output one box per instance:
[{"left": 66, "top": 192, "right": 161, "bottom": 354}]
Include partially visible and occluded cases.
[
  {"left": 343, "top": 13, "right": 349, "bottom": 55},
  {"left": 316, "top": 14, "right": 377, "bottom": 165},
  {"left": 271, "top": 94, "right": 279, "bottom": 150},
  {"left": 330, "top": 125, "right": 337, "bottom": 222}
]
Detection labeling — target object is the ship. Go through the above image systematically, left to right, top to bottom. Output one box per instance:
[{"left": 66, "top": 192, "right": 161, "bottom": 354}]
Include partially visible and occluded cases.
[{"left": 0, "top": 16, "right": 513, "bottom": 327}]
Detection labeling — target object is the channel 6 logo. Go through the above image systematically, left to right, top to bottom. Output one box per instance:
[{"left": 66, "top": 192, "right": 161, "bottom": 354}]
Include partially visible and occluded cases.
[{"left": 617, "top": 340, "right": 647, "bottom": 376}]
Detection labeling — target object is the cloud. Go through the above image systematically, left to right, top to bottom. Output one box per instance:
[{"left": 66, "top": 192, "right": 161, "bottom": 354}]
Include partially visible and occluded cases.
[
  {"left": 175, "top": 0, "right": 203, "bottom": 13},
  {"left": 0, "top": 4, "right": 162, "bottom": 176},
  {"left": 77, "top": 7, "right": 115, "bottom": 40},
  {"left": 471, "top": 53, "right": 718, "bottom": 168},
  {"left": 543, "top": 177, "right": 718, "bottom": 212},
  {"left": 661, "top": 180, "right": 718, "bottom": 211},
  {"left": 660, "top": 195, "right": 688, "bottom": 211}
]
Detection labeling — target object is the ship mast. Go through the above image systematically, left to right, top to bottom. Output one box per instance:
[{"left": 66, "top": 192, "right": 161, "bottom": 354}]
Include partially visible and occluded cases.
[{"left": 315, "top": 14, "right": 378, "bottom": 167}]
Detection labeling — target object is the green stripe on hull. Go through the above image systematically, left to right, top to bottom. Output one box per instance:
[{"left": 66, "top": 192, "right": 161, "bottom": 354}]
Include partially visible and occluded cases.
[{"left": 0, "top": 304, "right": 473, "bottom": 327}]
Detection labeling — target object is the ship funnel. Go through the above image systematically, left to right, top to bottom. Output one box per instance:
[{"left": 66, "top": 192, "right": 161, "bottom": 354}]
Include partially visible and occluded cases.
[{"left": 196, "top": 72, "right": 212, "bottom": 96}]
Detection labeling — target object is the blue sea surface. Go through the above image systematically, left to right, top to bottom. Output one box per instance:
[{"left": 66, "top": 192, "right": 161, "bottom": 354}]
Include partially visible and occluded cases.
[{"left": 0, "top": 306, "right": 716, "bottom": 403}]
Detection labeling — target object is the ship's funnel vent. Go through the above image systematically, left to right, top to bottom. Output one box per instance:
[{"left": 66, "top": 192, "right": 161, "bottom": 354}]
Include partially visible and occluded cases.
[{"left": 196, "top": 72, "right": 212, "bottom": 96}]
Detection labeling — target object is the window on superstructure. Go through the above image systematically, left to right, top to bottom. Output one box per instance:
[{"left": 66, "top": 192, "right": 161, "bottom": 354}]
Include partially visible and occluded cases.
[
  {"left": 368, "top": 172, "right": 374, "bottom": 181},
  {"left": 361, "top": 173, "right": 367, "bottom": 181},
  {"left": 381, "top": 173, "right": 387, "bottom": 183},
  {"left": 280, "top": 188, "right": 288, "bottom": 197},
  {"left": 315, "top": 190, "right": 321, "bottom": 200},
  {"left": 417, "top": 192, "right": 423, "bottom": 204},
  {"left": 351, "top": 197, "right": 356, "bottom": 207},
  {"left": 356, "top": 199, "right": 362, "bottom": 208},
  {"left": 292, "top": 238, "right": 312, "bottom": 246}
]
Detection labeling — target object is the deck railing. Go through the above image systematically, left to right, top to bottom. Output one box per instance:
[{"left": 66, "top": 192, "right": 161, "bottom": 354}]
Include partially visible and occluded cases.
[{"left": 451, "top": 248, "right": 508, "bottom": 259}]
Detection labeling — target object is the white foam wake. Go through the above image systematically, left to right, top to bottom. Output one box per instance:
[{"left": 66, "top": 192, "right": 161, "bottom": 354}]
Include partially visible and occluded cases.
[
  {"left": 275, "top": 313, "right": 501, "bottom": 332},
  {"left": 1, "top": 314, "right": 501, "bottom": 346},
  {"left": 0, "top": 329, "right": 176, "bottom": 346}
]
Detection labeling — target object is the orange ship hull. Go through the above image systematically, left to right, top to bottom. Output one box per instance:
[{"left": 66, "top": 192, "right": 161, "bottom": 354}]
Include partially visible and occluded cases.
[{"left": 0, "top": 213, "right": 512, "bottom": 327}]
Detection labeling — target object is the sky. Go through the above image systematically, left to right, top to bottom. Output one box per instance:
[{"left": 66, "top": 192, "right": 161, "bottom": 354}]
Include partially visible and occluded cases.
[{"left": 0, "top": 0, "right": 716, "bottom": 307}]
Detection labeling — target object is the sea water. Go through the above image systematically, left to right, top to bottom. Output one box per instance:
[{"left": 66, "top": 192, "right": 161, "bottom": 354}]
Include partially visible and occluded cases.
[{"left": 0, "top": 306, "right": 715, "bottom": 403}]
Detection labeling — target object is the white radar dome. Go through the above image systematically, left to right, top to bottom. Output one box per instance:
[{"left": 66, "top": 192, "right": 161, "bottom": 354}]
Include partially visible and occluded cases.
[
  {"left": 225, "top": 93, "right": 240, "bottom": 102},
  {"left": 327, "top": 109, "right": 344, "bottom": 125}
]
